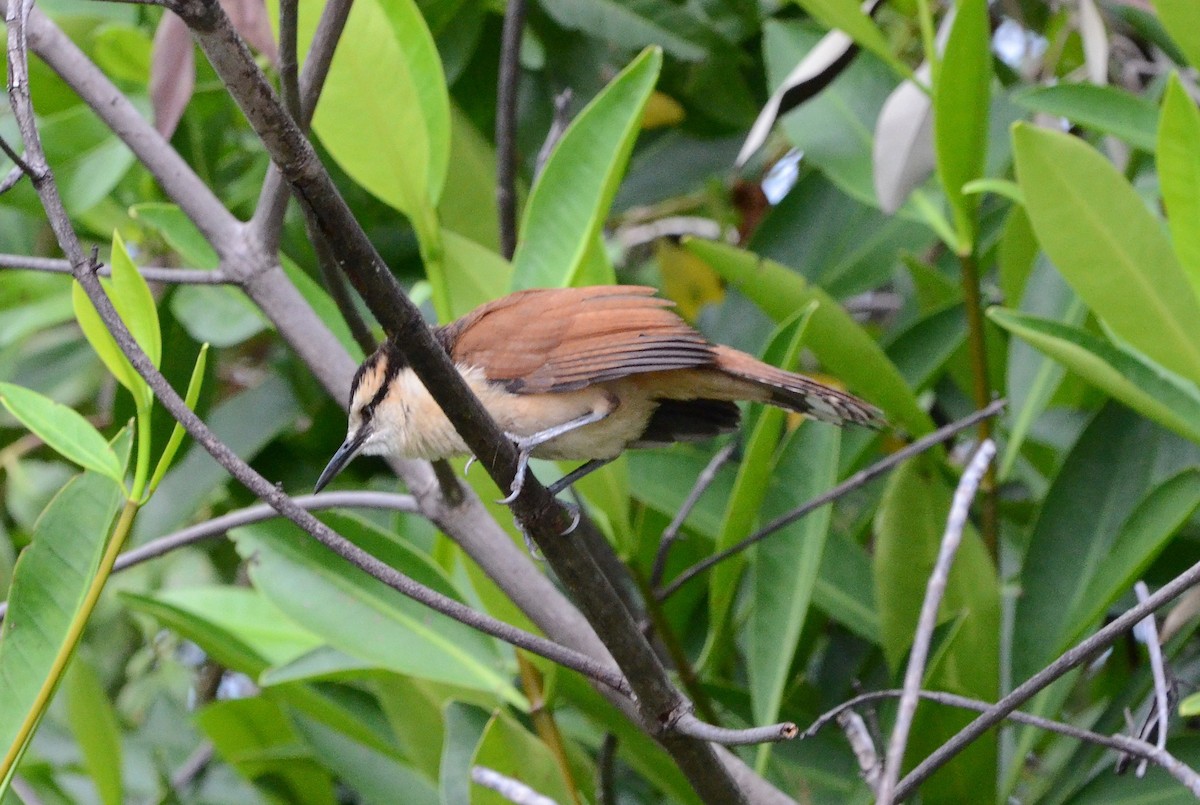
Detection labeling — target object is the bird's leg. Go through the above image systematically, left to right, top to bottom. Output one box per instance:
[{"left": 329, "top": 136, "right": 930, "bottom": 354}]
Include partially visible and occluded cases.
[
  {"left": 498, "top": 407, "right": 612, "bottom": 504},
  {"left": 546, "top": 457, "right": 616, "bottom": 496}
]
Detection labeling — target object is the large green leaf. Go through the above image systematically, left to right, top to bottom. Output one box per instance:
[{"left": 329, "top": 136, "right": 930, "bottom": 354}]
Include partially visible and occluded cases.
[
  {"left": 304, "top": 0, "right": 449, "bottom": 218},
  {"left": 538, "top": 0, "right": 709, "bottom": 61},
  {"left": 933, "top": 0, "right": 991, "bottom": 250},
  {"left": 1153, "top": 0, "right": 1200, "bottom": 69},
  {"left": 510, "top": 47, "right": 662, "bottom": 289},
  {"left": 1158, "top": 74, "right": 1200, "bottom": 300},
  {"left": 1014, "top": 84, "right": 1158, "bottom": 153},
  {"left": 1012, "top": 123, "right": 1200, "bottom": 385},
  {"left": 442, "top": 229, "right": 511, "bottom": 320},
  {"left": 684, "top": 238, "right": 933, "bottom": 434},
  {"left": 707, "top": 305, "right": 814, "bottom": 650},
  {"left": 988, "top": 308, "right": 1200, "bottom": 445},
  {"left": 0, "top": 383, "right": 123, "bottom": 482},
  {"left": 1013, "top": 404, "right": 1160, "bottom": 683},
  {"left": 748, "top": 421, "right": 840, "bottom": 729},
  {"left": 873, "top": 459, "right": 999, "bottom": 803},
  {"left": 0, "top": 471, "right": 124, "bottom": 788},
  {"left": 230, "top": 519, "right": 520, "bottom": 701},
  {"left": 65, "top": 655, "right": 123, "bottom": 805},
  {"left": 294, "top": 715, "right": 438, "bottom": 805}
]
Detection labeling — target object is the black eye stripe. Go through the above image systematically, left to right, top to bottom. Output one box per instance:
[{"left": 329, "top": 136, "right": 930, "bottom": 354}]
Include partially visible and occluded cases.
[{"left": 357, "top": 340, "right": 407, "bottom": 423}]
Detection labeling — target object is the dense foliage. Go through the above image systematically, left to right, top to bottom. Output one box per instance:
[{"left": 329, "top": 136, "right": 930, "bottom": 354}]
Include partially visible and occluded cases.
[{"left": 3, "top": 0, "right": 1200, "bottom": 802}]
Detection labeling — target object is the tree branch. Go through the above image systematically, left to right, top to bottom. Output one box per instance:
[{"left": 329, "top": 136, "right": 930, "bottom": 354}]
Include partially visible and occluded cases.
[
  {"left": 495, "top": 0, "right": 526, "bottom": 259},
  {"left": 0, "top": 252, "right": 231, "bottom": 283},
  {"left": 670, "top": 712, "right": 798, "bottom": 746}
]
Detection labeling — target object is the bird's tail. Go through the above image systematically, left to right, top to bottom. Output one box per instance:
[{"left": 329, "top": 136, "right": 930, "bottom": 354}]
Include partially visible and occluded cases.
[{"left": 713, "top": 346, "right": 885, "bottom": 428}]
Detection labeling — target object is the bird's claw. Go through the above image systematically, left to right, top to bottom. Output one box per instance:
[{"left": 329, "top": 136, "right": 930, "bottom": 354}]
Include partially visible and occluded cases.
[
  {"left": 496, "top": 433, "right": 533, "bottom": 505},
  {"left": 463, "top": 455, "right": 476, "bottom": 476}
]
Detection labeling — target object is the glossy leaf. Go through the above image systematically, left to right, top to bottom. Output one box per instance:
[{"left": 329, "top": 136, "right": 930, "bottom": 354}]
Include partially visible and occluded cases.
[
  {"left": 305, "top": 0, "right": 449, "bottom": 217},
  {"left": 933, "top": 0, "right": 991, "bottom": 250},
  {"left": 1153, "top": 0, "right": 1200, "bottom": 69},
  {"left": 511, "top": 47, "right": 662, "bottom": 289},
  {"left": 1158, "top": 74, "right": 1200, "bottom": 299},
  {"left": 1014, "top": 84, "right": 1158, "bottom": 153},
  {"left": 1012, "top": 123, "right": 1200, "bottom": 385},
  {"left": 442, "top": 228, "right": 511, "bottom": 319},
  {"left": 109, "top": 231, "right": 161, "bottom": 368},
  {"left": 684, "top": 238, "right": 933, "bottom": 434},
  {"left": 72, "top": 279, "right": 151, "bottom": 409},
  {"left": 170, "top": 285, "right": 269, "bottom": 347},
  {"left": 988, "top": 308, "right": 1200, "bottom": 445},
  {"left": 0, "top": 383, "right": 123, "bottom": 482},
  {"left": 749, "top": 421, "right": 840, "bottom": 728},
  {"left": 873, "top": 459, "right": 999, "bottom": 802},
  {"left": 0, "top": 472, "right": 124, "bottom": 788},
  {"left": 230, "top": 519, "right": 520, "bottom": 701}
]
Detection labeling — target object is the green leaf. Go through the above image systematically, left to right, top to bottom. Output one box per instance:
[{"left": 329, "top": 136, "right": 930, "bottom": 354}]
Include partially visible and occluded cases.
[
  {"left": 305, "top": 0, "right": 449, "bottom": 217},
  {"left": 538, "top": 0, "right": 708, "bottom": 61},
  {"left": 792, "top": 0, "right": 911, "bottom": 80},
  {"left": 933, "top": 0, "right": 991, "bottom": 250},
  {"left": 1153, "top": 0, "right": 1200, "bottom": 69},
  {"left": 511, "top": 47, "right": 662, "bottom": 289},
  {"left": 1158, "top": 74, "right": 1200, "bottom": 300},
  {"left": 1014, "top": 84, "right": 1158, "bottom": 153},
  {"left": 1012, "top": 123, "right": 1200, "bottom": 385},
  {"left": 129, "top": 202, "right": 218, "bottom": 269},
  {"left": 442, "top": 229, "right": 511, "bottom": 319},
  {"left": 109, "top": 231, "right": 160, "bottom": 369},
  {"left": 684, "top": 238, "right": 934, "bottom": 435},
  {"left": 997, "top": 263, "right": 1086, "bottom": 480},
  {"left": 72, "top": 279, "right": 150, "bottom": 408},
  {"left": 170, "top": 285, "right": 270, "bottom": 348},
  {"left": 708, "top": 304, "right": 816, "bottom": 651},
  {"left": 988, "top": 308, "right": 1200, "bottom": 445},
  {"left": 145, "top": 343, "right": 207, "bottom": 498},
  {"left": 0, "top": 383, "right": 123, "bottom": 482},
  {"left": 1013, "top": 404, "right": 1160, "bottom": 683},
  {"left": 749, "top": 421, "right": 840, "bottom": 729},
  {"left": 873, "top": 459, "right": 999, "bottom": 802},
  {"left": 1069, "top": 469, "right": 1200, "bottom": 648},
  {"left": 0, "top": 471, "right": 124, "bottom": 789},
  {"left": 230, "top": 519, "right": 521, "bottom": 702},
  {"left": 121, "top": 586, "right": 324, "bottom": 675},
  {"left": 65, "top": 655, "right": 123, "bottom": 805},
  {"left": 195, "top": 698, "right": 337, "bottom": 804},
  {"left": 470, "top": 710, "right": 592, "bottom": 805},
  {"left": 293, "top": 715, "right": 438, "bottom": 805}
]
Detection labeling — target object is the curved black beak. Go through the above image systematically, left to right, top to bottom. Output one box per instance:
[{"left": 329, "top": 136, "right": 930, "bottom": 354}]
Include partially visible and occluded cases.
[{"left": 314, "top": 428, "right": 368, "bottom": 492}]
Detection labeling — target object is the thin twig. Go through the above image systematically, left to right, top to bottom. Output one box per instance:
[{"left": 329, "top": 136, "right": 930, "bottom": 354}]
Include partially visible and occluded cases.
[
  {"left": 277, "top": 0, "right": 300, "bottom": 122},
  {"left": 495, "top": 0, "right": 526, "bottom": 260},
  {"left": 535, "top": 89, "right": 573, "bottom": 178},
  {"left": 0, "top": 130, "right": 35, "bottom": 176},
  {"left": 0, "top": 163, "right": 22, "bottom": 193},
  {"left": 0, "top": 253, "right": 230, "bottom": 283},
  {"left": 657, "top": 399, "right": 1008, "bottom": 601},
  {"left": 877, "top": 439, "right": 996, "bottom": 804},
  {"left": 650, "top": 440, "right": 736, "bottom": 588},
  {"left": 0, "top": 490, "right": 417, "bottom": 622},
  {"left": 893, "top": 564, "right": 1200, "bottom": 800},
  {"left": 1128, "top": 581, "right": 1172, "bottom": 777},
  {"left": 838, "top": 709, "right": 882, "bottom": 794},
  {"left": 670, "top": 712, "right": 798, "bottom": 746},
  {"left": 169, "top": 741, "right": 214, "bottom": 791},
  {"left": 471, "top": 767, "right": 557, "bottom": 805}
]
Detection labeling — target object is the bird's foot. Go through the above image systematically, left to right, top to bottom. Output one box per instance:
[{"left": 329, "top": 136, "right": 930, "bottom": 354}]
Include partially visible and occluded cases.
[
  {"left": 496, "top": 432, "right": 535, "bottom": 504},
  {"left": 513, "top": 500, "right": 580, "bottom": 558}
]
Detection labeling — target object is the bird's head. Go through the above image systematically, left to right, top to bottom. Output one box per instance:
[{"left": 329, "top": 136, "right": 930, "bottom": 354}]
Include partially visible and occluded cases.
[{"left": 314, "top": 341, "right": 406, "bottom": 492}]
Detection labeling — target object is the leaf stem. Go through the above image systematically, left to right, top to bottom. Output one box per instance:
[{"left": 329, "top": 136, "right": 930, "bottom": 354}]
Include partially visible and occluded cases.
[
  {"left": 914, "top": 0, "right": 940, "bottom": 86},
  {"left": 959, "top": 249, "right": 998, "bottom": 556},
  {"left": 131, "top": 403, "right": 152, "bottom": 501},
  {"left": 0, "top": 497, "right": 139, "bottom": 789}
]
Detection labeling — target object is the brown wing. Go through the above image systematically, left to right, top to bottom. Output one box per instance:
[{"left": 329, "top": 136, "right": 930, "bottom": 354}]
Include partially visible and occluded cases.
[{"left": 437, "top": 286, "right": 717, "bottom": 393}]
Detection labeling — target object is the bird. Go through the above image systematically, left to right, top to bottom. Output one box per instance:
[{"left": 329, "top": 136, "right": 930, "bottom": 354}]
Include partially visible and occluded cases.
[{"left": 314, "top": 285, "right": 884, "bottom": 499}]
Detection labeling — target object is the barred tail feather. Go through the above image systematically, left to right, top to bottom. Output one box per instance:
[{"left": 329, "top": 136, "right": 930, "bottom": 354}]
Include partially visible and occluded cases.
[{"left": 712, "top": 346, "right": 885, "bottom": 428}]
